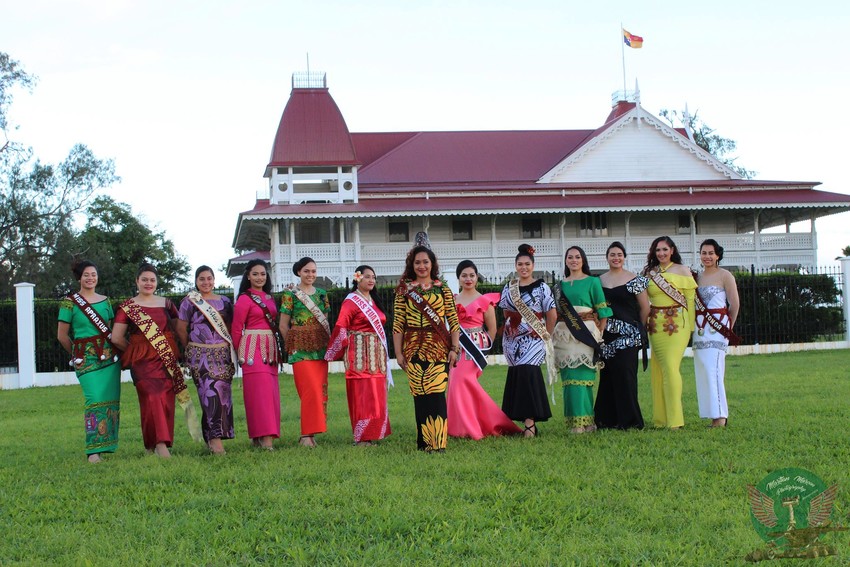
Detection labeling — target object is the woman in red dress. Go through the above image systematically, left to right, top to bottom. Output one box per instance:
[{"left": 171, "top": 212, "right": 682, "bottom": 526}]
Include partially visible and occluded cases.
[
  {"left": 112, "top": 263, "right": 182, "bottom": 458},
  {"left": 325, "top": 265, "right": 392, "bottom": 446}
]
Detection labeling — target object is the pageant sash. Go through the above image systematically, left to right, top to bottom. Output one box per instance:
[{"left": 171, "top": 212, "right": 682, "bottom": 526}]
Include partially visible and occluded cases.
[
  {"left": 648, "top": 270, "right": 688, "bottom": 309},
  {"left": 508, "top": 280, "right": 550, "bottom": 340},
  {"left": 509, "top": 280, "right": 557, "bottom": 401},
  {"left": 291, "top": 286, "right": 331, "bottom": 337},
  {"left": 555, "top": 286, "right": 603, "bottom": 364},
  {"left": 403, "top": 287, "right": 452, "bottom": 347},
  {"left": 694, "top": 290, "right": 741, "bottom": 346},
  {"left": 187, "top": 291, "right": 237, "bottom": 364},
  {"left": 247, "top": 292, "right": 285, "bottom": 362},
  {"left": 346, "top": 292, "right": 394, "bottom": 387},
  {"left": 68, "top": 293, "right": 115, "bottom": 365},
  {"left": 69, "top": 293, "right": 112, "bottom": 340},
  {"left": 119, "top": 299, "right": 203, "bottom": 442},
  {"left": 120, "top": 300, "right": 186, "bottom": 392},
  {"left": 459, "top": 328, "right": 488, "bottom": 371}
]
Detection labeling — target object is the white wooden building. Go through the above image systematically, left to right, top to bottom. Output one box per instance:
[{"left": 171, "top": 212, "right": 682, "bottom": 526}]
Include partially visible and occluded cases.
[{"left": 229, "top": 73, "right": 850, "bottom": 288}]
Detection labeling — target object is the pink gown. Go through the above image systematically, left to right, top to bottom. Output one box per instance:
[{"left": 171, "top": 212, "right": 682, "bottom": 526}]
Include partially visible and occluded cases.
[
  {"left": 232, "top": 291, "right": 281, "bottom": 440},
  {"left": 447, "top": 293, "right": 522, "bottom": 439}
]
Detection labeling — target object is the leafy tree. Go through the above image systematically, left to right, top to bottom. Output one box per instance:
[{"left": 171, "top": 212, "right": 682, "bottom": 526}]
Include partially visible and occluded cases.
[
  {"left": 0, "top": 52, "right": 120, "bottom": 297},
  {"left": 659, "top": 108, "right": 756, "bottom": 179},
  {"left": 54, "top": 196, "right": 191, "bottom": 297},
  {"left": 838, "top": 245, "right": 850, "bottom": 259}
]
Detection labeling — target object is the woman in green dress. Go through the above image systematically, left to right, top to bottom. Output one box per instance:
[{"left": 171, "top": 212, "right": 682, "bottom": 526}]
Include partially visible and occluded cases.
[
  {"left": 553, "top": 246, "right": 611, "bottom": 433},
  {"left": 57, "top": 261, "right": 122, "bottom": 462}
]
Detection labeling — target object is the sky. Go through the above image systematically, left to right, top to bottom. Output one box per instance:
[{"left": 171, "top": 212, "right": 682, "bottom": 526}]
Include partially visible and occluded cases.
[{"left": 4, "top": 1, "right": 850, "bottom": 283}]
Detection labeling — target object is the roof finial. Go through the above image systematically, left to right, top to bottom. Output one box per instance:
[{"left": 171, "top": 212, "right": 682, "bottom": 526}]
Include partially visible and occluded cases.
[{"left": 683, "top": 103, "right": 695, "bottom": 143}]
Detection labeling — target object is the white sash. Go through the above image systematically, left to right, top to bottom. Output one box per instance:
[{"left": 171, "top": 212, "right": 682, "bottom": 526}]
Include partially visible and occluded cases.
[
  {"left": 290, "top": 286, "right": 331, "bottom": 336},
  {"left": 187, "top": 291, "right": 237, "bottom": 364},
  {"left": 346, "top": 292, "right": 394, "bottom": 388}
]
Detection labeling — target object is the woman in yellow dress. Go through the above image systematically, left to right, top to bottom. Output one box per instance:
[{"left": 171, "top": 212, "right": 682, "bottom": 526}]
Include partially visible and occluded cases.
[{"left": 642, "top": 236, "right": 697, "bottom": 429}]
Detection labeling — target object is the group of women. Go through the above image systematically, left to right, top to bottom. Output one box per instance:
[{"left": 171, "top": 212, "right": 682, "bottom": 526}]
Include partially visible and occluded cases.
[{"left": 57, "top": 234, "right": 739, "bottom": 461}]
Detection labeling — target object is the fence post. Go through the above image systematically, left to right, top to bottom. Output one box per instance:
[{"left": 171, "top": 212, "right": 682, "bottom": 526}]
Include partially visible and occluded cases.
[
  {"left": 840, "top": 257, "right": 850, "bottom": 342},
  {"left": 750, "top": 265, "right": 759, "bottom": 346},
  {"left": 14, "top": 283, "right": 36, "bottom": 388}
]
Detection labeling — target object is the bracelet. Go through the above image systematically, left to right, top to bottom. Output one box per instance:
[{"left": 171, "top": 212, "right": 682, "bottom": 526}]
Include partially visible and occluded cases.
[{"left": 451, "top": 344, "right": 460, "bottom": 354}]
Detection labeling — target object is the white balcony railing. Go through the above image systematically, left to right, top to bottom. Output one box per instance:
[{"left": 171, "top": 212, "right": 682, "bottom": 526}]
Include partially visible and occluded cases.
[{"left": 268, "top": 233, "right": 815, "bottom": 286}]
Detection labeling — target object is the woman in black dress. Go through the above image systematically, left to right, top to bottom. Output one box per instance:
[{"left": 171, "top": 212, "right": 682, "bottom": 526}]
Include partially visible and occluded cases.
[{"left": 596, "top": 242, "right": 650, "bottom": 430}]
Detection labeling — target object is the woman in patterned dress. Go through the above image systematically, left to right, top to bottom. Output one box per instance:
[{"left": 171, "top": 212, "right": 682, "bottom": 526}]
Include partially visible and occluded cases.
[
  {"left": 643, "top": 236, "right": 698, "bottom": 429},
  {"left": 693, "top": 239, "right": 739, "bottom": 428},
  {"left": 597, "top": 242, "right": 649, "bottom": 430},
  {"left": 393, "top": 244, "right": 461, "bottom": 452},
  {"left": 499, "top": 244, "right": 557, "bottom": 438},
  {"left": 553, "top": 246, "right": 612, "bottom": 433},
  {"left": 280, "top": 257, "right": 330, "bottom": 448},
  {"left": 232, "top": 259, "right": 282, "bottom": 450},
  {"left": 57, "top": 260, "right": 121, "bottom": 463},
  {"left": 447, "top": 260, "right": 521, "bottom": 439},
  {"left": 176, "top": 265, "right": 235, "bottom": 455},
  {"left": 325, "top": 265, "right": 392, "bottom": 446}
]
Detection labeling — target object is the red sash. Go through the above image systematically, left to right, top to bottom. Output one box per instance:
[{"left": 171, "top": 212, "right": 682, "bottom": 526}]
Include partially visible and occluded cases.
[{"left": 694, "top": 290, "right": 741, "bottom": 346}]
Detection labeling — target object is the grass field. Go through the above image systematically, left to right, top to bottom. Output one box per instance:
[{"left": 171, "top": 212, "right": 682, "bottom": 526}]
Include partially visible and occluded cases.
[{"left": 0, "top": 350, "right": 848, "bottom": 565}]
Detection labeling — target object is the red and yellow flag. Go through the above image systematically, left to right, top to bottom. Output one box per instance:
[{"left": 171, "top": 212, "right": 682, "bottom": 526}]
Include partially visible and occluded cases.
[{"left": 623, "top": 29, "right": 643, "bottom": 49}]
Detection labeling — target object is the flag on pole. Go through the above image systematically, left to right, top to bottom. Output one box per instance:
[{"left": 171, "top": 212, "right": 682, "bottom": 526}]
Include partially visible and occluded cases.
[{"left": 623, "top": 29, "right": 643, "bottom": 49}]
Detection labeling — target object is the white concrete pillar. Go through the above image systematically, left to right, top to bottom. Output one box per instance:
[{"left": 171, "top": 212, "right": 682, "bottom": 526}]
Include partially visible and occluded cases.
[
  {"left": 840, "top": 257, "right": 850, "bottom": 342},
  {"left": 14, "top": 283, "right": 36, "bottom": 388}
]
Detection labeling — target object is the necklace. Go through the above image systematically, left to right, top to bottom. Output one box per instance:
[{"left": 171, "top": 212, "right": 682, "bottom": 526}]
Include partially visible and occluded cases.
[
  {"left": 660, "top": 262, "right": 674, "bottom": 273},
  {"left": 355, "top": 289, "right": 372, "bottom": 303}
]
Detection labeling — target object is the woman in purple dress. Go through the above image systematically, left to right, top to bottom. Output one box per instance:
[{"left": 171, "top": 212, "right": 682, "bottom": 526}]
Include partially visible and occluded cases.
[{"left": 176, "top": 266, "right": 236, "bottom": 454}]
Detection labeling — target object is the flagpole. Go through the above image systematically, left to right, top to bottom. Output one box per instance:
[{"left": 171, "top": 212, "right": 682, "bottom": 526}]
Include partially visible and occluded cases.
[{"left": 620, "top": 23, "right": 627, "bottom": 96}]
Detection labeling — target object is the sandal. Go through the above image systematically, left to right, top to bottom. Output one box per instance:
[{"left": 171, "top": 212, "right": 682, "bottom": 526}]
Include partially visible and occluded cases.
[
  {"left": 523, "top": 423, "right": 538, "bottom": 438},
  {"left": 299, "top": 435, "right": 316, "bottom": 448}
]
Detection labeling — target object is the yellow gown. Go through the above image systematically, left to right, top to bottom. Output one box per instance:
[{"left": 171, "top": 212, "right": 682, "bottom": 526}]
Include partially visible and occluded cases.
[{"left": 647, "top": 271, "right": 697, "bottom": 428}]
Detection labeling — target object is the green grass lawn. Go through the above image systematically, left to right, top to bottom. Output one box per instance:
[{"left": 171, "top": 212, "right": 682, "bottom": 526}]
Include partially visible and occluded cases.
[{"left": 1, "top": 351, "right": 848, "bottom": 565}]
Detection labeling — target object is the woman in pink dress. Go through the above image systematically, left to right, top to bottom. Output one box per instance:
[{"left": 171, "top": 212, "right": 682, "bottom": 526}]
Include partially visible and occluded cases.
[
  {"left": 232, "top": 259, "right": 282, "bottom": 450},
  {"left": 447, "top": 260, "right": 521, "bottom": 439}
]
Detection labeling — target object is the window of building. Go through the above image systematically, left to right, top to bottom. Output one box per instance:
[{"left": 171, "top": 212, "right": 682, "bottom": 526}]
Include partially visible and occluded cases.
[
  {"left": 579, "top": 212, "right": 608, "bottom": 237},
  {"left": 678, "top": 213, "right": 696, "bottom": 234},
  {"left": 522, "top": 218, "right": 542, "bottom": 239},
  {"left": 452, "top": 219, "right": 473, "bottom": 241},
  {"left": 296, "top": 220, "right": 338, "bottom": 244},
  {"left": 388, "top": 221, "right": 409, "bottom": 242}
]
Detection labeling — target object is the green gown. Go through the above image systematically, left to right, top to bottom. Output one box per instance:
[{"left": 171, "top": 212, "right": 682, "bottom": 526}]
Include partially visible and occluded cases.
[
  {"left": 554, "top": 278, "right": 612, "bottom": 428},
  {"left": 58, "top": 298, "right": 122, "bottom": 454}
]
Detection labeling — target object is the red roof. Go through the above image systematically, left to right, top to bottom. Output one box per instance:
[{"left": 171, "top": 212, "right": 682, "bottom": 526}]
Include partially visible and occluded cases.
[
  {"left": 267, "top": 88, "right": 357, "bottom": 169},
  {"left": 356, "top": 130, "right": 594, "bottom": 184},
  {"left": 238, "top": 186, "right": 849, "bottom": 218}
]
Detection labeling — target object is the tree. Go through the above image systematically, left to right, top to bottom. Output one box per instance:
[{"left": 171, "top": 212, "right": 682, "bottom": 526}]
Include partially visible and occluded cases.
[
  {"left": 0, "top": 52, "right": 120, "bottom": 297},
  {"left": 659, "top": 108, "right": 756, "bottom": 179},
  {"left": 54, "top": 196, "right": 191, "bottom": 297},
  {"left": 838, "top": 245, "right": 850, "bottom": 260}
]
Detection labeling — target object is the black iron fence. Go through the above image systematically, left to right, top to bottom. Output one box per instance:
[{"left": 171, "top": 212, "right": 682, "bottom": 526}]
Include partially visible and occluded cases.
[{"left": 3, "top": 267, "right": 846, "bottom": 373}]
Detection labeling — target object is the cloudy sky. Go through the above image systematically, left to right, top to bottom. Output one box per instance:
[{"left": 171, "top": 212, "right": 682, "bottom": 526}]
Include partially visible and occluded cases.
[{"left": 4, "top": 0, "right": 849, "bottom": 280}]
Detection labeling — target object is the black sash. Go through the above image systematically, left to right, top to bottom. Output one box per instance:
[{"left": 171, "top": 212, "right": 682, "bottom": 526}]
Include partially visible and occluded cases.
[
  {"left": 556, "top": 290, "right": 603, "bottom": 364},
  {"left": 247, "top": 292, "right": 286, "bottom": 363},
  {"left": 458, "top": 329, "right": 488, "bottom": 371}
]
